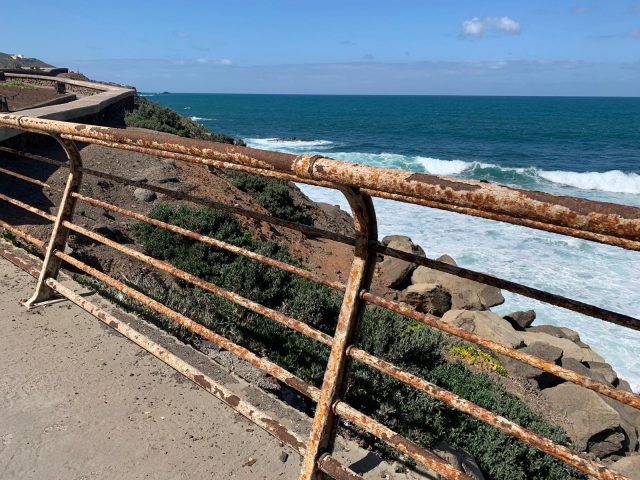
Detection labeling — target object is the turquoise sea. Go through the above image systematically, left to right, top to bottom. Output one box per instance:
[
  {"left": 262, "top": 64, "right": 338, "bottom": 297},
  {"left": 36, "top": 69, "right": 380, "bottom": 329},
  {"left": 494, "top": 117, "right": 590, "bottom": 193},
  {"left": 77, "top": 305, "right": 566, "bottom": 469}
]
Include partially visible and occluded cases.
[{"left": 149, "top": 93, "right": 640, "bottom": 390}]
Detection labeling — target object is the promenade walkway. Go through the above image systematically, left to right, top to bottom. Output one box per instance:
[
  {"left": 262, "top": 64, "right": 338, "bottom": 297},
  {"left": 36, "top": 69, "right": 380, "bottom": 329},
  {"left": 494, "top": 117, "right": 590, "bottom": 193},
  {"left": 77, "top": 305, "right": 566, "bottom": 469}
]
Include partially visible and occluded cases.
[{"left": 0, "top": 252, "right": 302, "bottom": 480}]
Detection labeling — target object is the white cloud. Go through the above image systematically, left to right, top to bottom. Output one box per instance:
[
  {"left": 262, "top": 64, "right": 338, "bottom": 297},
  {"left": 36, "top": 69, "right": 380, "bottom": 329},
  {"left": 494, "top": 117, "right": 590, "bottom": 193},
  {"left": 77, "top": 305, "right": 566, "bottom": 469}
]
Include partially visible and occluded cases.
[
  {"left": 461, "top": 16, "right": 521, "bottom": 37},
  {"left": 628, "top": 29, "right": 640, "bottom": 38},
  {"left": 172, "top": 31, "right": 190, "bottom": 39},
  {"left": 196, "top": 58, "right": 208, "bottom": 64},
  {"left": 217, "top": 58, "right": 233, "bottom": 66}
]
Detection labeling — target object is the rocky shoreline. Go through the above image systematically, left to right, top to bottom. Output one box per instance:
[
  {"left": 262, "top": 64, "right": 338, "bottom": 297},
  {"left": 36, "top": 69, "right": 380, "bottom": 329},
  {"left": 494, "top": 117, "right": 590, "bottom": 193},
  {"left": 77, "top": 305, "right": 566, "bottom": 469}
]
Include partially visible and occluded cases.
[{"left": 372, "top": 234, "right": 640, "bottom": 474}]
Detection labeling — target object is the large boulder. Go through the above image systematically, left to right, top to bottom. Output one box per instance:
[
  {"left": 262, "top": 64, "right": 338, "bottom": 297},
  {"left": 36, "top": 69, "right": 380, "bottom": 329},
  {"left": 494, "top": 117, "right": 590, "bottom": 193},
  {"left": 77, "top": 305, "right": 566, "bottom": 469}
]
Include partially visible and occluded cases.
[
  {"left": 375, "top": 236, "right": 425, "bottom": 289},
  {"left": 411, "top": 255, "right": 504, "bottom": 310},
  {"left": 399, "top": 283, "right": 451, "bottom": 316},
  {"left": 441, "top": 310, "right": 524, "bottom": 348},
  {"left": 504, "top": 310, "right": 536, "bottom": 330},
  {"left": 527, "top": 325, "right": 584, "bottom": 345},
  {"left": 521, "top": 331, "right": 604, "bottom": 363},
  {"left": 500, "top": 342, "right": 563, "bottom": 388},
  {"left": 560, "top": 357, "right": 607, "bottom": 384},
  {"left": 584, "top": 361, "right": 619, "bottom": 385},
  {"left": 542, "top": 383, "right": 625, "bottom": 458},
  {"left": 601, "top": 395, "right": 640, "bottom": 454},
  {"left": 608, "top": 455, "right": 640, "bottom": 479}
]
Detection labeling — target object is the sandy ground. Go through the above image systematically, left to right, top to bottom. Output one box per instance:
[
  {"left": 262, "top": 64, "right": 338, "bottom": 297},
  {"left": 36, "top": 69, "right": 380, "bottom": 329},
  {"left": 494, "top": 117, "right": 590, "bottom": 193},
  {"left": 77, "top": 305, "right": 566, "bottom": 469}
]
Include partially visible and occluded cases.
[
  {"left": 0, "top": 85, "right": 66, "bottom": 111},
  {"left": 0, "top": 256, "right": 303, "bottom": 480}
]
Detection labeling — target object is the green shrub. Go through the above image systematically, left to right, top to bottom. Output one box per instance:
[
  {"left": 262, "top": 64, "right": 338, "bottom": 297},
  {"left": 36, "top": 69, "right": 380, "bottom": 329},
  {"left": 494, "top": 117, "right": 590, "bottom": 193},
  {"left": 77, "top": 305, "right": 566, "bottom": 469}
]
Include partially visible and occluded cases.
[
  {"left": 0, "top": 80, "right": 37, "bottom": 89},
  {"left": 124, "top": 95, "right": 245, "bottom": 145},
  {"left": 226, "top": 171, "right": 312, "bottom": 225},
  {"left": 129, "top": 203, "right": 584, "bottom": 480}
]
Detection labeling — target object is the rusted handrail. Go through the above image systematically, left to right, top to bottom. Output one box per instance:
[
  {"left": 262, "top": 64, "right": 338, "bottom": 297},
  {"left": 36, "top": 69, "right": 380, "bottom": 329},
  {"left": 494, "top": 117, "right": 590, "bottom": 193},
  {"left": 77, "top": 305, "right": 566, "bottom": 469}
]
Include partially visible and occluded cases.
[
  {"left": 0, "top": 114, "right": 638, "bottom": 480},
  {"left": 1, "top": 146, "right": 636, "bottom": 332}
]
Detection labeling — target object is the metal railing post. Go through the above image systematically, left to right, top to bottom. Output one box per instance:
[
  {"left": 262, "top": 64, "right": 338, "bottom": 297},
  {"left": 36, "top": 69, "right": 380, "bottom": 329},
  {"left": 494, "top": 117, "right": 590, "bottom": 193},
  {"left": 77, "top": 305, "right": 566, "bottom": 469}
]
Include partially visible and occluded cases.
[
  {"left": 24, "top": 136, "right": 82, "bottom": 307},
  {"left": 299, "top": 187, "right": 378, "bottom": 480}
]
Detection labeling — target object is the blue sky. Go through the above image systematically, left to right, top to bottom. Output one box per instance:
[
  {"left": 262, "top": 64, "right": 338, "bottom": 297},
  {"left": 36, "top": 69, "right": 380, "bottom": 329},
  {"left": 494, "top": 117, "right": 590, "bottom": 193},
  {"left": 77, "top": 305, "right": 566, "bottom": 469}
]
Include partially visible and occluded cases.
[{"left": 3, "top": 0, "right": 640, "bottom": 95}]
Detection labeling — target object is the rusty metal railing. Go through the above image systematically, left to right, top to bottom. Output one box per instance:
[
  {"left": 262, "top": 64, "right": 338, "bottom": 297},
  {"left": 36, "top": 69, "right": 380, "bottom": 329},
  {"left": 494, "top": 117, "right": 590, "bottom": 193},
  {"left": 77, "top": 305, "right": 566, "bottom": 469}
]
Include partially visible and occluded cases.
[{"left": 0, "top": 113, "right": 639, "bottom": 480}]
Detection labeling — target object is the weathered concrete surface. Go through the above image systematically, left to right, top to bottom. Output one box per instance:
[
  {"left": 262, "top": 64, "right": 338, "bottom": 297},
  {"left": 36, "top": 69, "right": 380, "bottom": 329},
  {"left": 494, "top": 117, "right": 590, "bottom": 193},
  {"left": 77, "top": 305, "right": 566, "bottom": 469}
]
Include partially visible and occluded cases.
[
  {"left": 0, "top": 73, "right": 134, "bottom": 142},
  {"left": 0, "top": 257, "right": 302, "bottom": 479}
]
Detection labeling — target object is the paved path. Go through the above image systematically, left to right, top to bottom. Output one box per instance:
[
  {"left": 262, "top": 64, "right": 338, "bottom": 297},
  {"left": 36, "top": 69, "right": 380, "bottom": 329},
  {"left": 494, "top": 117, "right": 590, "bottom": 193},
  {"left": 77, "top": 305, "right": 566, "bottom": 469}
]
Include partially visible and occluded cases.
[{"left": 0, "top": 256, "right": 301, "bottom": 480}]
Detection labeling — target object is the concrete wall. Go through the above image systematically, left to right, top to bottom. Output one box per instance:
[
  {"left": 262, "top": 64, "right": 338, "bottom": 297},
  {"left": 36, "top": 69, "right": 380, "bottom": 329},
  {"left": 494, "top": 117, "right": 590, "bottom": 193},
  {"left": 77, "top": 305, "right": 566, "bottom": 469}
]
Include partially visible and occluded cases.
[{"left": 0, "top": 74, "right": 135, "bottom": 142}]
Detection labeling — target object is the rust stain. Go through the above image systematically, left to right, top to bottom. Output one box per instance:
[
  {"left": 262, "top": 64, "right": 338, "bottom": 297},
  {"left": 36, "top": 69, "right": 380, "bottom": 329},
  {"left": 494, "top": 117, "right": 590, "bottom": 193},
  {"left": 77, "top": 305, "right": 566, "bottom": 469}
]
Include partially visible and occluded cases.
[
  {"left": 406, "top": 172, "right": 481, "bottom": 191},
  {"left": 260, "top": 417, "right": 306, "bottom": 452}
]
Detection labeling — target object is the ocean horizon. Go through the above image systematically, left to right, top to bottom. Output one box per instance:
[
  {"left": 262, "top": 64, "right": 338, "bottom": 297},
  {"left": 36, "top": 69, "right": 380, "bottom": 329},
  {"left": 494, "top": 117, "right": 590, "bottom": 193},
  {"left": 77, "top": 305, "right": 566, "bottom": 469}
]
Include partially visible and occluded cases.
[{"left": 150, "top": 93, "right": 640, "bottom": 391}]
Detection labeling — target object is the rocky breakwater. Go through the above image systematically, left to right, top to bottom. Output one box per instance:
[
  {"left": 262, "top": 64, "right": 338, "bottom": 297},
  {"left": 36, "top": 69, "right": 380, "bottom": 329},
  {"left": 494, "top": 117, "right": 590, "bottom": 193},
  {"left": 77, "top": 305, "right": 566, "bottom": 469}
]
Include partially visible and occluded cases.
[{"left": 373, "top": 235, "right": 640, "bottom": 474}]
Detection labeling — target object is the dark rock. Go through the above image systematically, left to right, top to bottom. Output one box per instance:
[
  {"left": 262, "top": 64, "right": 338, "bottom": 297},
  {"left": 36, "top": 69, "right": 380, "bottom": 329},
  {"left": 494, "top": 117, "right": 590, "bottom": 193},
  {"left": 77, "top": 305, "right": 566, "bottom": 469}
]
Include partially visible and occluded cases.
[
  {"left": 158, "top": 176, "right": 179, "bottom": 184},
  {"left": 134, "top": 188, "right": 157, "bottom": 202},
  {"left": 375, "top": 236, "right": 425, "bottom": 289},
  {"left": 412, "top": 255, "right": 504, "bottom": 310},
  {"left": 399, "top": 283, "right": 451, "bottom": 316},
  {"left": 441, "top": 310, "right": 524, "bottom": 348},
  {"left": 504, "top": 310, "right": 536, "bottom": 330},
  {"left": 527, "top": 325, "right": 581, "bottom": 343},
  {"left": 521, "top": 331, "right": 604, "bottom": 363},
  {"left": 501, "top": 342, "right": 562, "bottom": 388},
  {"left": 559, "top": 357, "right": 608, "bottom": 387},
  {"left": 584, "top": 361, "right": 619, "bottom": 385},
  {"left": 617, "top": 379, "right": 633, "bottom": 392},
  {"left": 542, "top": 383, "right": 626, "bottom": 458},
  {"left": 601, "top": 395, "right": 640, "bottom": 454},
  {"left": 432, "top": 442, "right": 486, "bottom": 480},
  {"left": 279, "top": 451, "right": 289, "bottom": 463},
  {"left": 608, "top": 456, "right": 640, "bottom": 479}
]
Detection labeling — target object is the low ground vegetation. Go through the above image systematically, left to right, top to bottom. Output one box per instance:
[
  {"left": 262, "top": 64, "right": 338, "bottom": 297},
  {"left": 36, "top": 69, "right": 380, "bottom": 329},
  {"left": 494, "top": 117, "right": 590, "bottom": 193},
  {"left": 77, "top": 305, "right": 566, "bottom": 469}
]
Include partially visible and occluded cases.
[
  {"left": 0, "top": 80, "right": 37, "bottom": 90},
  {"left": 124, "top": 95, "right": 245, "bottom": 145},
  {"left": 226, "top": 171, "right": 313, "bottom": 225}
]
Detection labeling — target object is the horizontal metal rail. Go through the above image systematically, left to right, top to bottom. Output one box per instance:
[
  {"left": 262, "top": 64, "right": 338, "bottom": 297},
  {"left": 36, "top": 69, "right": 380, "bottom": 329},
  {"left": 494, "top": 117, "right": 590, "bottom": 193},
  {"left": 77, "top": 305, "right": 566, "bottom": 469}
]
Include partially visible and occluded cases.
[
  {"left": 1, "top": 115, "right": 638, "bottom": 480},
  {"left": 2, "top": 115, "right": 639, "bottom": 246},
  {"left": 1, "top": 148, "right": 637, "bottom": 332}
]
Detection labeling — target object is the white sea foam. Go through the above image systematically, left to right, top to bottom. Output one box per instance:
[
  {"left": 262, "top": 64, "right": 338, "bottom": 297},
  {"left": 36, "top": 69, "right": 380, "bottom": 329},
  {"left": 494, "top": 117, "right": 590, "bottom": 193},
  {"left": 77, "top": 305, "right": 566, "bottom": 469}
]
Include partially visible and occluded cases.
[
  {"left": 190, "top": 116, "right": 213, "bottom": 122},
  {"left": 246, "top": 138, "right": 334, "bottom": 150},
  {"left": 415, "top": 157, "right": 489, "bottom": 176},
  {"left": 538, "top": 169, "right": 640, "bottom": 195}
]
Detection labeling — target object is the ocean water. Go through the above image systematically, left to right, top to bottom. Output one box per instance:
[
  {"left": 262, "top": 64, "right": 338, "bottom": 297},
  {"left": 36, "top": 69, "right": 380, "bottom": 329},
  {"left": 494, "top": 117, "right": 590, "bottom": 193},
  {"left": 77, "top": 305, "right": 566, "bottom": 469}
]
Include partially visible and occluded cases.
[{"left": 150, "top": 93, "right": 640, "bottom": 391}]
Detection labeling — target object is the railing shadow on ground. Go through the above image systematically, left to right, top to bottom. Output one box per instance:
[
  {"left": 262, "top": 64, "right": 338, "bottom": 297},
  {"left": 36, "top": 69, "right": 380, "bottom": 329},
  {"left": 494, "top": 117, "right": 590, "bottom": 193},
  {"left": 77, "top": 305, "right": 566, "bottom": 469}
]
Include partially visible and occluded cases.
[{"left": 0, "top": 113, "right": 639, "bottom": 480}]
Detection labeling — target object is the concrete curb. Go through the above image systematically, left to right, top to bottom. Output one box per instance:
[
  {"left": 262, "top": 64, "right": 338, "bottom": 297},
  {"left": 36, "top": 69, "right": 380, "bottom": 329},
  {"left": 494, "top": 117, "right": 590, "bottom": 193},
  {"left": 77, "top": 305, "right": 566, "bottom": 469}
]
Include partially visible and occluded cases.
[{"left": 0, "top": 73, "right": 135, "bottom": 142}]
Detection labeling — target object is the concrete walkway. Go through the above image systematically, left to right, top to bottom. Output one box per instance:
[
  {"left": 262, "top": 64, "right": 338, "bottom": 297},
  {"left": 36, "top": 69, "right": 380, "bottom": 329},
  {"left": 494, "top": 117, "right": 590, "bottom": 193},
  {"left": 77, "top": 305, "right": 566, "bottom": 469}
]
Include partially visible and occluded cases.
[{"left": 0, "top": 255, "right": 302, "bottom": 480}]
